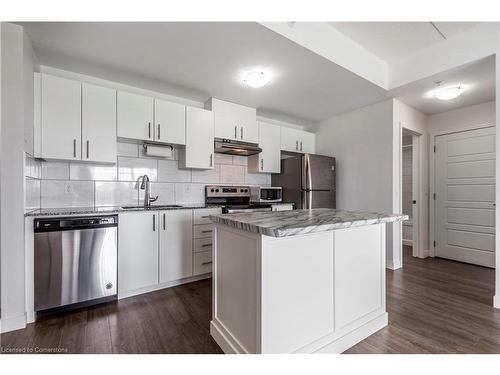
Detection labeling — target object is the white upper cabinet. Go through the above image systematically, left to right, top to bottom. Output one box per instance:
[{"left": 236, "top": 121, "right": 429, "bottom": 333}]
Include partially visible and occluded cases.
[
  {"left": 40, "top": 74, "right": 117, "bottom": 163},
  {"left": 41, "top": 74, "right": 82, "bottom": 160},
  {"left": 82, "top": 83, "right": 117, "bottom": 163},
  {"left": 117, "top": 91, "right": 154, "bottom": 141},
  {"left": 117, "top": 91, "right": 187, "bottom": 145},
  {"left": 206, "top": 98, "right": 258, "bottom": 143},
  {"left": 154, "top": 99, "right": 186, "bottom": 145},
  {"left": 180, "top": 106, "right": 214, "bottom": 169},
  {"left": 248, "top": 122, "right": 281, "bottom": 174},
  {"left": 280, "top": 126, "right": 316, "bottom": 154},
  {"left": 280, "top": 127, "right": 299, "bottom": 153},
  {"left": 300, "top": 131, "right": 316, "bottom": 154},
  {"left": 159, "top": 210, "right": 193, "bottom": 283}
]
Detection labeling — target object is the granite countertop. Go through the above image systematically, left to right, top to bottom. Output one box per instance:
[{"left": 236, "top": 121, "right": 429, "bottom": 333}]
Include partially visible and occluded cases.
[
  {"left": 25, "top": 204, "right": 221, "bottom": 217},
  {"left": 210, "top": 208, "right": 408, "bottom": 237}
]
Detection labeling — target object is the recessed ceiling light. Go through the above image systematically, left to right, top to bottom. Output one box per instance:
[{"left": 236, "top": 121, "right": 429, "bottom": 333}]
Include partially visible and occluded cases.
[
  {"left": 243, "top": 71, "right": 270, "bottom": 88},
  {"left": 433, "top": 85, "right": 465, "bottom": 100}
]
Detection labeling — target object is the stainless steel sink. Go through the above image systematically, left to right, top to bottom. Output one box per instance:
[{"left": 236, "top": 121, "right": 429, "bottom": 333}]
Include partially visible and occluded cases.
[{"left": 121, "top": 205, "right": 183, "bottom": 210}]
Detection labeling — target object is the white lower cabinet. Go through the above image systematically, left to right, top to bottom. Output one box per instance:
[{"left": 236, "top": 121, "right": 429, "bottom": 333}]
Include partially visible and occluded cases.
[
  {"left": 192, "top": 208, "right": 221, "bottom": 276},
  {"left": 118, "top": 209, "right": 217, "bottom": 298},
  {"left": 159, "top": 210, "right": 193, "bottom": 283},
  {"left": 118, "top": 211, "right": 159, "bottom": 295},
  {"left": 194, "top": 251, "right": 213, "bottom": 275}
]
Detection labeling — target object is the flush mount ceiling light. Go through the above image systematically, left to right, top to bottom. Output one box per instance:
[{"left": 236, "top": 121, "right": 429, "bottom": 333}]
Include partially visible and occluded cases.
[
  {"left": 243, "top": 70, "right": 270, "bottom": 88},
  {"left": 433, "top": 85, "right": 465, "bottom": 100}
]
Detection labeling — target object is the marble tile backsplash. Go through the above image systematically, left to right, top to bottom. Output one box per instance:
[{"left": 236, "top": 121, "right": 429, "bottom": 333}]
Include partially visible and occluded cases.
[{"left": 25, "top": 141, "right": 272, "bottom": 209}]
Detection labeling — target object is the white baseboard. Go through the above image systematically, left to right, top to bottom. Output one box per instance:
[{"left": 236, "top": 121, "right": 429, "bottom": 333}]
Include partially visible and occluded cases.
[
  {"left": 386, "top": 259, "right": 402, "bottom": 270},
  {"left": 118, "top": 273, "right": 211, "bottom": 300},
  {"left": 494, "top": 295, "right": 500, "bottom": 309},
  {"left": 0, "top": 313, "right": 27, "bottom": 333},
  {"left": 211, "top": 313, "right": 388, "bottom": 354},
  {"left": 315, "top": 313, "right": 388, "bottom": 353}
]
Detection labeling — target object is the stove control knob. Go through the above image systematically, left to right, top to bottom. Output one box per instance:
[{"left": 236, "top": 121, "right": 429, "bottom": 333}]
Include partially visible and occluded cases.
[
  {"left": 211, "top": 188, "right": 215, "bottom": 192},
  {"left": 215, "top": 189, "right": 219, "bottom": 192},
  {"left": 240, "top": 189, "right": 244, "bottom": 192},
  {"left": 244, "top": 189, "right": 248, "bottom": 193}
]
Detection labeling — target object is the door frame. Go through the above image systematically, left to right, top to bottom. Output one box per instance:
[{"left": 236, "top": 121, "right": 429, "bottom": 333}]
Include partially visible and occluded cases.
[
  {"left": 429, "top": 123, "right": 496, "bottom": 258},
  {"left": 400, "top": 127, "right": 423, "bottom": 259}
]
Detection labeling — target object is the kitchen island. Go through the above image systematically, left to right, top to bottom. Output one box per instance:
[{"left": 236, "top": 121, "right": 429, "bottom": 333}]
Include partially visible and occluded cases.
[{"left": 209, "top": 208, "right": 407, "bottom": 354}]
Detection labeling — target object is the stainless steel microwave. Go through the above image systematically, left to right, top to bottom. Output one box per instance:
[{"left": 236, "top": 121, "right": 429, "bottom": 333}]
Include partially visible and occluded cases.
[{"left": 250, "top": 186, "right": 282, "bottom": 203}]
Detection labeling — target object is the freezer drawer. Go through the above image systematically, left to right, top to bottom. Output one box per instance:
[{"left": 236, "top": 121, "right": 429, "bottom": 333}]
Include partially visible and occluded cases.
[{"left": 34, "top": 226, "right": 117, "bottom": 311}]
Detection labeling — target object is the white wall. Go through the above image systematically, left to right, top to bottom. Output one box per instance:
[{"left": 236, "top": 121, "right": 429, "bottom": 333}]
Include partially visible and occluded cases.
[
  {"left": 0, "top": 23, "right": 31, "bottom": 332},
  {"left": 315, "top": 99, "right": 402, "bottom": 269},
  {"left": 428, "top": 101, "right": 495, "bottom": 135}
]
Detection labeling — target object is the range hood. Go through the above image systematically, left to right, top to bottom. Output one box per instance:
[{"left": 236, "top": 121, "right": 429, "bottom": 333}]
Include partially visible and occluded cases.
[{"left": 214, "top": 138, "right": 262, "bottom": 156}]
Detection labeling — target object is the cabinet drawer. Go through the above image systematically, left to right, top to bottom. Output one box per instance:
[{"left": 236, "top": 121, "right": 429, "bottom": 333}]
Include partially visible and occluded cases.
[
  {"left": 193, "top": 208, "right": 222, "bottom": 225},
  {"left": 193, "top": 223, "right": 213, "bottom": 238},
  {"left": 194, "top": 237, "right": 213, "bottom": 253},
  {"left": 193, "top": 250, "right": 213, "bottom": 275}
]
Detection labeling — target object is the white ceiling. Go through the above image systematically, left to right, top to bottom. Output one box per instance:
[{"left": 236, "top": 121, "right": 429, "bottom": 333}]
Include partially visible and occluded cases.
[
  {"left": 19, "top": 22, "right": 391, "bottom": 126},
  {"left": 328, "top": 22, "right": 482, "bottom": 64},
  {"left": 391, "top": 55, "right": 495, "bottom": 115}
]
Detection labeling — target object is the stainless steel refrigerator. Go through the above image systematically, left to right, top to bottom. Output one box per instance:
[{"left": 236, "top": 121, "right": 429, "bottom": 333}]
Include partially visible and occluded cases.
[{"left": 272, "top": 153, "right": 336, "bottom": 209}]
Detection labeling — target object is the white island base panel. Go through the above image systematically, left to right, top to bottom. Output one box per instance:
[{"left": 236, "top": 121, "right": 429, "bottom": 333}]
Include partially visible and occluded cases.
[{"left": 210, "top": 223, "right": 387, "bottom": 354}]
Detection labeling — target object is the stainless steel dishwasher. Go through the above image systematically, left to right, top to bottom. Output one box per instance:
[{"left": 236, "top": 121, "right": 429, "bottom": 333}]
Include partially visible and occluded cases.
[{"left": 34, "top": 215, "right": 118, "bottom": 314}]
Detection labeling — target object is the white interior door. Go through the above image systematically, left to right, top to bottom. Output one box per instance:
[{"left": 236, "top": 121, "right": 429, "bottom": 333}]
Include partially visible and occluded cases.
[{"left": 435, "top": 127, "right": 496, "bottom": 267}]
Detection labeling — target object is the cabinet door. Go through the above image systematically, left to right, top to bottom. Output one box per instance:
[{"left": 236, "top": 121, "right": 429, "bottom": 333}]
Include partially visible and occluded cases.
[
  {"left": 41, "top": 74, "right": 81, "bottom": 160},
  {"left": 82, "top": 83, "right": 117, "bottom": 163},
  {"left": 117, "top": 91, "right": 154, "bottom": 141},
  {"left": 154, "top": 99, "right": 186, "bottom": 145},
  {"left": 183, "top": 107, "right": 214, "bottom": 169},
  {"left": 214, "top": 112, "right": 239, "bottom": 140},
  {"left": 240, "top": 118, "right": 259, "bottom": 143},
  {"left": 248, "top": 122, "right": 281, "bottom": 173},
  {"left": 280, "top": 127, "right": 299, "bottom": 152},
  {"left": 300, "top": 131, "right": 316, "bottom": 154},
  {"left": 159, "top": 210, "right": 193, "bottom": 283},
  {"left": 118, "top": 212, "right": 159, "bottom": 295}
]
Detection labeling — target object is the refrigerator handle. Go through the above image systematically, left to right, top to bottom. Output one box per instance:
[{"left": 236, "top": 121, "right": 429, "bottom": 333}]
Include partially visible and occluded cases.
[{"left": 305, "top": 153, "right": 313, "bottom": 190}]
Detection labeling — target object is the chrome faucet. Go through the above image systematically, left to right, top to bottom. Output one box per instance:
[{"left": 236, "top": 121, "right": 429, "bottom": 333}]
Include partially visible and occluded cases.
[{"left": 139, "top": 174, "right": 158, "bottom": 207}]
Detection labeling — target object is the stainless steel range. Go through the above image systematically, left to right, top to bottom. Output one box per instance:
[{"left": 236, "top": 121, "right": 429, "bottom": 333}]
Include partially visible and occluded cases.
[{"left": 205, "top": 185, "right": 273, "bottom": 213}]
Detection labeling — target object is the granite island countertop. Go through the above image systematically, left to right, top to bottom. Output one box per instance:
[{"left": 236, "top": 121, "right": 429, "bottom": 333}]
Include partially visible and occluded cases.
[{"left": 210, "top": 208, "right": 408, "bottom": 237}]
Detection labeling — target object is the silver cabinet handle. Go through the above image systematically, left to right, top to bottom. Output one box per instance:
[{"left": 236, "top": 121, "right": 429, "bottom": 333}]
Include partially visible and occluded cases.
[
  {"left": 148, "top": 122, "right": 151, "bottom": 139},
  {"left": 157, "top": 124, "right": 161, "bottom": 140},
  {"left": 234, "top": 125, "right": 237, "bottom": 138},
  {"left": 240, "top": 126, "right": 243, "bottom": 139},
  {"left": 73, "top": 139, "right": 77, "bottom": 158},
  {"left": 86, "top": 140, "right": 89, "bottom": 159},
  {"left": 295, "top": 140, "right": 298, "bottom": 151},
  {"left": 300, "top": 141, "right": 303, "bottom": 151},
  {"left": 210, "top": 154, "right": 213, "bottom": 167},
  {"left": 261, "top": 159, "right": 264, "bottom": 170},
  {"left": 163, "top": 213, "right": 166, "bottom": 230},
  {"left": 153, "top": 214, "right": 156, "bottom": 231},
  {"left": 201, "top": 215, "right": 209, "bottom": 218},
  {"left": 201, "top": 230, "right": 212, "bottom": 233},
  {"left": 202, "top": 243, "right": 212, "bottom": 248},
  {"left": 201, "top": 261, "right": 213, "bottom": 266}
]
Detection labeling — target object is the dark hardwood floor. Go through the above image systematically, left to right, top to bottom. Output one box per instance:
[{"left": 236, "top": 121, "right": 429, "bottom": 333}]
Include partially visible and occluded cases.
[
  {"left": 1, "top": 246, "right": 499, "bottom": 354},
  {"left": 346, "top": 246, "right": 500, "bottom": 354},
  {"left": 1, "top": 279, "right": 223, "bottom": 354}
]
